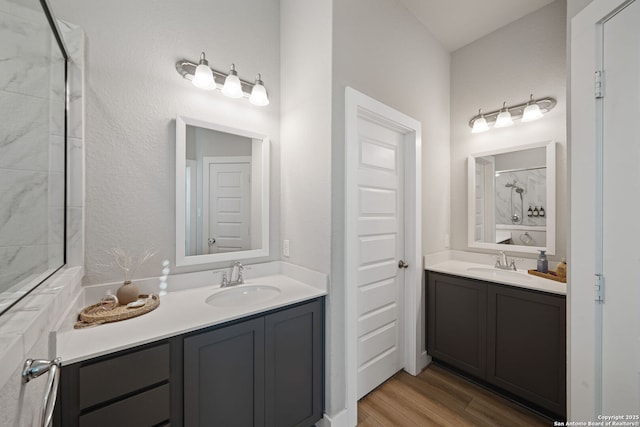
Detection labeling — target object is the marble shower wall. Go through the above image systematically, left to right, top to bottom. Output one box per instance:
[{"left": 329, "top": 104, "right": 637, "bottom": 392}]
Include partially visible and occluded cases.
[
  {"left": 0, "top": 0, "right": 68, "bottom": 305},
  {"left": 0, "top": 15, "right": 84, "bottom": 420},
  {"left": 495, "top": 168, "right": 547, "bottom": 226}
]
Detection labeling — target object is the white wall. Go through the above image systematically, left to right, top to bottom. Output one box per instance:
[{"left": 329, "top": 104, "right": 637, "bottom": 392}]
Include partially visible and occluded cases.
[
  {"left": 51, "top": 0, "right": 281, "bottom": 284},
  {"left": 280, "top": 0, "right": 332, "bottom": 274},
  {"left": 280, "top": 0, "right": 334, "bottom": 422},
  {"left": 328, "top": 0, "right": 450, "bottom": 419},
  {"left": 450, "top": 0, "right": 568, "bottom": 261}
]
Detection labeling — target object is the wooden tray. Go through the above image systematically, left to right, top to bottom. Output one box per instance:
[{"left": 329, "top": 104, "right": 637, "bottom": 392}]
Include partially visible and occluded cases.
[
  {"left": 527, "top": 269, "right": 567, "bottom": 283},
  {"left": 74, "top": 294, "right": 160, "bottom": 329}
]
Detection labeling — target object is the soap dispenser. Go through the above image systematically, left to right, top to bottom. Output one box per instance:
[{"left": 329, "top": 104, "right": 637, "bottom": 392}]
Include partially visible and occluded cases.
[{"left": 537, "top": 250, "right": 548, "bottom": 273}]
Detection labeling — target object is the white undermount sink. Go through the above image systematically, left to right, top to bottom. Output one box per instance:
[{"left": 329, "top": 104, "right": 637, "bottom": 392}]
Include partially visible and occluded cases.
[
  {"left": 466, "top": 267, "right": 532, "bottom": 281},
  {"left": 205, "top": 284, "right": 281, "bottom": 307}
]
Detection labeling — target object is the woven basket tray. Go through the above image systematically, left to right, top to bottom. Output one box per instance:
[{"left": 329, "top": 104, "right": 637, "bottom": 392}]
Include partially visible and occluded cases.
[
  {"left": 527, "top": 269, "right": 567, "bottom": 283},
  {"left": 74, "top": 294, "right": 160, "bottom": 329}
]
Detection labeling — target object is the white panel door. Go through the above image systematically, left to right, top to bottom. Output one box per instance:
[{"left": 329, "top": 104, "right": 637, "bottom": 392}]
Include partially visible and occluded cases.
[
  {"left": 601, "top": 0, "right": 640, "bottom": 414},
  {"left": 355, "top": 115, "right": 405, "bottom": 399},
  {"left": 203, "top": 161, "right": 251, "bottom": 253}
]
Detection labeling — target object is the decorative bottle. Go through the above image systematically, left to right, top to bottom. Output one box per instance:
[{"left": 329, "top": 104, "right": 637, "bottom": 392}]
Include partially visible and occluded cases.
[
  {"left": 527, "top": 206, "right": 534, "bottom": 217},
  {"left": 533, "top": 207, "right": 539, "bottom": 217},
  {"left": 539, "top": 207, "right": 545, "bottom": 217},
  {"left": 537, "top": 250, "right": 548, "bottom": 273},
  {"left": 556, "top": 258, "right": 567, "bottom": 279}
]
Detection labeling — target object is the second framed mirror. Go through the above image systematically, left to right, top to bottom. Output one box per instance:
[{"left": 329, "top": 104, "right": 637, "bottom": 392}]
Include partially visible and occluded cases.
[
  {"left": 175, "top": 116, "right": 270, "bottom": 266},
  {"left": 468, "top": 140, "right": 556, "bottom": 255}
]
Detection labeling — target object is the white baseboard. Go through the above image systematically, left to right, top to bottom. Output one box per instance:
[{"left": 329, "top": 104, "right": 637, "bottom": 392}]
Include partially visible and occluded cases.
[{"left": 316, "top": 409, "right": 350, "bottom": 427}]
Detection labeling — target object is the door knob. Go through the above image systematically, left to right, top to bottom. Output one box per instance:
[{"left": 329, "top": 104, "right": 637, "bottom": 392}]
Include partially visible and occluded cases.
[
  {"left": 208, "top": 237, "right": 216, "bottom": 246},
  {"left": 398, "top": 260, "right": 409, "bottom": 269}
]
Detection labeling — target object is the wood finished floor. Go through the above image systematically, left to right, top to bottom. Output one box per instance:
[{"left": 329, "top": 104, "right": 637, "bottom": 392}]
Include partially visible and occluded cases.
[{"left": 357, "top": 364, "right": 551, "bottom": 427}]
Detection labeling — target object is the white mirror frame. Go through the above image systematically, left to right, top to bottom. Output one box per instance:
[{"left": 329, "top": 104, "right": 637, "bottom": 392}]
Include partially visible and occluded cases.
[
  {"left": 175, "top": 115, "right": 270, "bottom": 266},
  {"left": 467, "top": 140, "right": 556, "bottom": 255}
]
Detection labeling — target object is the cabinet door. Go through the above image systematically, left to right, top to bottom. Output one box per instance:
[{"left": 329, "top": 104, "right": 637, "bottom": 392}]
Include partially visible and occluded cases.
[
  {"left": 427, "top": 272, "right": 487, "bottom": 379},
  {"left": 487, "top": 284, "right": 566, "bottom": 417},
  {"left": 264, "top": 299, "right": 323, "bottom": 427},
  {"left": 184, "top": 318, "right": 265, "bottom": 427}
]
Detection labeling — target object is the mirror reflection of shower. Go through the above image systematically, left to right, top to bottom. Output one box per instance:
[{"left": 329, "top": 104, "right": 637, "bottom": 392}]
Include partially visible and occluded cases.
[{"left": 505, "top": 181, "right": 524, "bottom": 224}]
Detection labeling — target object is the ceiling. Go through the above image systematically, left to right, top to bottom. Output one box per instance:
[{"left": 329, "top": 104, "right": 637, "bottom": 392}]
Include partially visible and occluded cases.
[{"left": 396, "top": 0, "right": 557, "bottom": 51}]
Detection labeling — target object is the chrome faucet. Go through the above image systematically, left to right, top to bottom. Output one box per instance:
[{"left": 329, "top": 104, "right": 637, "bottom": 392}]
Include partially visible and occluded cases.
[
  {"left": 495, "top": 251, "right": 517, "bottom": 271},
  {"left": 221, "top": 261, "right": 245, "bottom": 287}
]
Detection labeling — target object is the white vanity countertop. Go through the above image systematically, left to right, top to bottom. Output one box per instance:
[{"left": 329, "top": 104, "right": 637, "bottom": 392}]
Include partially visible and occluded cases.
[
  {"left": 426, "top": 258, "right": 567, "bottom": 295},
  {"left": 55, "top": 273, "right": 326, "bottom": 365}
]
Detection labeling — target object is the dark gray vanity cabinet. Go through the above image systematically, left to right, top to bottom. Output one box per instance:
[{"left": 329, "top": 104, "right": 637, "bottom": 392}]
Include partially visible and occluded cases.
[
  {"left": 426, "top": 271, "right": 566, "bottom": 418},
  {"left": 427, "top": 272, "right": 487, "bottom": 379},
  {"left": 487, "top": 284, "right": 566, "bottom": 417},
  {"left": 55, "top": 297, "right": 324, "bottom": 427},
  {"left": 183, "top": 297, "right": 324, "bottom": 427}
]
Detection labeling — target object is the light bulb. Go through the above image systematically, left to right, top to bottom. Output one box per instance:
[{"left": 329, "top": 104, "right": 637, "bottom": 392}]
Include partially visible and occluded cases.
[
  {"left": 192, "top": 52, "right": 216, "bottom": 90},
  {"left": 222, "top": 64, "right": 243, "bottom": 98},
  {"left": 249, "top": 74, "right": 269, "bottom": 106},
  {"left": 521, "top": 94, "right": 544, "bottom": 122},
  {"left": 494, "top": 102, "right": 513, "bottom": 128},
  {"left": 472, "top": 109, "right": 489, "bottom": 133}
]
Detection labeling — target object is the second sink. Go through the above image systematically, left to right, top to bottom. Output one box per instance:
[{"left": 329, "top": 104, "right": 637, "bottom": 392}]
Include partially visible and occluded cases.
[{"left": 206, "top": 284, "right": 281, "bottom": 307}]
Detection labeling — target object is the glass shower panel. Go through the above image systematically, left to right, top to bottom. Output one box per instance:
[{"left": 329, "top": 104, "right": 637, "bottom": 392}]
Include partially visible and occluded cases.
[{"left": 0, "top": 0, "right": 67, "bottom": 314}]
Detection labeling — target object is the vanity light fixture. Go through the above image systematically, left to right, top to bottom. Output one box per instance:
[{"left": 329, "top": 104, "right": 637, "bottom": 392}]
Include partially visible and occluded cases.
[
  {"left": 176, "top": 52, "right": 269, "bottom": 106},
  {"left": 191, "top": 52, "right": 216, "bottom": 90},
  {"left": 221, "top": 64, "right": 243, "bottom": 99},
  {"left": 249, "top": 74, "right": 269, "bottom": 106},
  {"left": 469, "top": 94, "right": 556, "bottom": 132},
  {"left": 522, "top": 94, "right": 544, "bottom": 122},
  {"left": 494, "top": 102, "right": 513, "bottom": 128},
  {"left": 471, "top": 109, "right": 490, "bottom": 133}
]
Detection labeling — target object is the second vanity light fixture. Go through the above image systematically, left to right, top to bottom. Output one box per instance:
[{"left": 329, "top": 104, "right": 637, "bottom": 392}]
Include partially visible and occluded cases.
[
  {"left": 176, "top": 52, "right": 269, "bottom": 106},
  {"left": 470, "top": 94, "right": 556, "bottom": 133}
]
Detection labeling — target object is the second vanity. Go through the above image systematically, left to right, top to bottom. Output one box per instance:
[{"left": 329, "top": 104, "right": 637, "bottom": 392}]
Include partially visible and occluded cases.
[
  {"left": 426, "top": 255, "right": 566, "bottom": 419},
  {"left": 53, "top": 263, "right": 327, "bottom": 427}
]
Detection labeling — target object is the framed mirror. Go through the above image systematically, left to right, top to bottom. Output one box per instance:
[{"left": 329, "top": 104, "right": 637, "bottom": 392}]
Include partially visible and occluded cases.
[
  {"left": 175, "top": 116, "right": 269, "bottom": 266},
  {"left": 467, "top": 140, "right": 556, "bottom": 255}
]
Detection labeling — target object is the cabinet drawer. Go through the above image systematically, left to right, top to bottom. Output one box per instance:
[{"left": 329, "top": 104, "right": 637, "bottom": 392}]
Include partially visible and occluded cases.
[
  {"left": 79, "top": 343, "right": 170, "bottom": 409},
  {"left": 79, "top": 383, "right": 170, "bottom": 427}
]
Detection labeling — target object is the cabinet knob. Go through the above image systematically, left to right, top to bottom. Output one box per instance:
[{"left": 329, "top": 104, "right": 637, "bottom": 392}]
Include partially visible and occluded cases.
[{"left": 398, "top": 260, "right": 409, "bottom": 269}]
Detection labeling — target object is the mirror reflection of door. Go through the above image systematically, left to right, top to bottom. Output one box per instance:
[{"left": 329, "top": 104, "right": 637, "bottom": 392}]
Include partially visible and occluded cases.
[
  {"left": 177, "top": 116, "right": 269, "bottom": 265},
  {"left": 184, "top": 124, "right": 264, "bottom": 256},
  {"left": 203, "top": 158, "right": 251, "bottom": 254}
]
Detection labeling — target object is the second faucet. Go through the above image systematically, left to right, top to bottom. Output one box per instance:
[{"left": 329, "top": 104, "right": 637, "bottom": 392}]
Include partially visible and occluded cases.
[
  {"left": 495, "top": 251, "right": 517, "bottom": 271},
  {"left": 221, "top": 261, "right": 245, "bottom": 287}
]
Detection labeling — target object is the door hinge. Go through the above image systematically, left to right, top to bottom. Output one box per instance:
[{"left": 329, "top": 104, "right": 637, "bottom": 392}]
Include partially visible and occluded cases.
[
  {"left": 595, "top": 70, "right": 605, "bottom": 99},
  {"left": 595, "top": 274, "right": 605, "bottom": 302}
]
